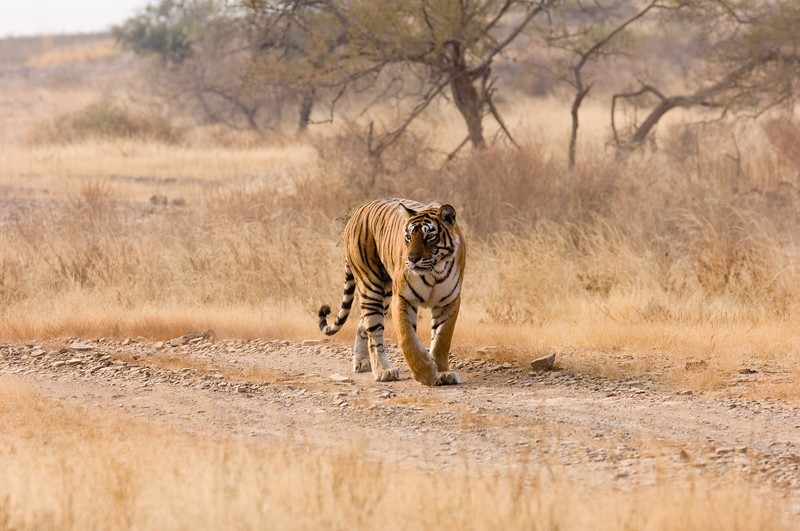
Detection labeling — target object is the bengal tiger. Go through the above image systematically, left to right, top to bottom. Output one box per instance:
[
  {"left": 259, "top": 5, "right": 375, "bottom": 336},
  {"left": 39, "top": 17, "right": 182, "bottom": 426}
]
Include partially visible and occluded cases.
[{"left": 318, "top": 198, "right": 465, "bottom": 386}]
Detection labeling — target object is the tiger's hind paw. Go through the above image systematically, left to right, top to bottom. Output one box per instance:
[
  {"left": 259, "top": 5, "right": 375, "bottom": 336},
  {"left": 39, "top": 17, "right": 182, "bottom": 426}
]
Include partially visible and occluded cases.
[
  {"left": 354, "top": 358, "right": 371, "bottom": 373},
  {"left": 374, "top": 368, "right": 400, "bottom": 382},
  {"left": 435, "top": 371, "right": 461, "bottom": 386}
]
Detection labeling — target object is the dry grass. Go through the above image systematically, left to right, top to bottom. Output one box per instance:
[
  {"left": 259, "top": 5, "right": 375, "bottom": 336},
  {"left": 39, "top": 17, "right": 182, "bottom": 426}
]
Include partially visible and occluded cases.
[
  {"left": 1, "top": 31, "right": 799, "bottom": 530},
  {"left": 2, "top": 34, "right": 800, "bottom": 401},
  {"left": 25, "top": 37, "right": 120, "bottom": 67},
  {"left": 2, "top": 121, "right": 800, "bottom": 399},
  {"left": 0, "top": 378, "right": 790, "bottom": 531}
]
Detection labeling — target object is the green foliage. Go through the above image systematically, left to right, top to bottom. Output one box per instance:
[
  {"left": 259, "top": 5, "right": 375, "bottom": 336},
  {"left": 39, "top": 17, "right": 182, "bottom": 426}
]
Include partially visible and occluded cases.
[{"left": 113, "top": 0, "right": 218, "bottom": 64}]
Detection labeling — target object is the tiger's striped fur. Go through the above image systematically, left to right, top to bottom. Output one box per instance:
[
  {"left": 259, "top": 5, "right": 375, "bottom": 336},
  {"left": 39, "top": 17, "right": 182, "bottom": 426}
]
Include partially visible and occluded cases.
[{"left": 318, "top": 198, "right": 466, "bottom": 386}]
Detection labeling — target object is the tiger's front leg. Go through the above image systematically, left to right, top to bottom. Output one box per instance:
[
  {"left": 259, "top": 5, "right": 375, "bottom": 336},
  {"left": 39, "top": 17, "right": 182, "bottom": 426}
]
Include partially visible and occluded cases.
[
  {"left": 392, "top": 294, "right": 437, "bottom": 386},
  {"left": 430, "top": 296, "right": 462, "bottom": 385}
]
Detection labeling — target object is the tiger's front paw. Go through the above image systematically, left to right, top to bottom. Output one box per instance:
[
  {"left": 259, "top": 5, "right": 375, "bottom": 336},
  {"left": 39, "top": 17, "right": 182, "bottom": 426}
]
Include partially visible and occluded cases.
[
  {"left": 354, "top": 358, "right": 371, "bottom": 373},
  {"left": 374, "top": 368, "right": 400, "bottom": 382},
  {"left": 435, "top": 371, "right": 461, "bottom": 386}
]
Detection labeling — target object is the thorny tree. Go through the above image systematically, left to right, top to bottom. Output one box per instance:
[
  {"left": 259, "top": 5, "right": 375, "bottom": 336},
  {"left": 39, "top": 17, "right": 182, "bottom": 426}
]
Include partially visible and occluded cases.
[
  {"left": 242, "top": 0, "right": 557, "bottom": 162},
  {"left": 610, "top": 0, "right": 800, "bottom": 161}
]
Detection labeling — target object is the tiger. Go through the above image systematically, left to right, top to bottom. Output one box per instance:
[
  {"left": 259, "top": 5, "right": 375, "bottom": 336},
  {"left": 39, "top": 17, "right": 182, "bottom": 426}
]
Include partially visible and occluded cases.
[{"left": 318, "top": 198, "right": 466, "bottom": 386}]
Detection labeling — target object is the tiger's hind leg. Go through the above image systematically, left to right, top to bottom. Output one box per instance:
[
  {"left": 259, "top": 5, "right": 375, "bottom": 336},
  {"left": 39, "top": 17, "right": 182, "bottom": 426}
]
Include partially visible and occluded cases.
[
  {"left": 357, "top": 286, "right": 399, "bottom": 382},
  {"left": 352, "top": 324, "right": 370, "bottom": 373}
]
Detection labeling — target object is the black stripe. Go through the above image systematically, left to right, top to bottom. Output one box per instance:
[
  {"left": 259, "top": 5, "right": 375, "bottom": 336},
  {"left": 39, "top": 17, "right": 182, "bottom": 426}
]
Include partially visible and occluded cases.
[
  {"left": 436, "top": 259, "right": 455, "bottom": 283},
  {"left": 406, "top": 280, "right": 424, "bottom": 303},
  {"left": 440, "top": 281, "right": 460, "bottom": 305},
  {"left": 344, "top": 284, "right": 356, "bottom": 296},
  {"left": 361, "top": 292, "right": 383, "bottom": 304},
  {"left": 342, "top": 299, "right": 353, "bottom": 310},
  {"left": 367, "top": 323, "right": 384, "bottom": 333}
]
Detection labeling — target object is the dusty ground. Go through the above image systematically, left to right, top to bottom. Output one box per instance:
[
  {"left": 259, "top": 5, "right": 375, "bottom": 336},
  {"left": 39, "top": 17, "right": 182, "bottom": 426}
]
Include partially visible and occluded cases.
[{"left": 2, "top": 334, "right": 799, "bottom": 521}]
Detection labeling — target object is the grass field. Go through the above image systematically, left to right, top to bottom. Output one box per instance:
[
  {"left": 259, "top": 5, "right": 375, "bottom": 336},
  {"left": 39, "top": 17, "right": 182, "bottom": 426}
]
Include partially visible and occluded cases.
[{"left": 1, "top": 32, "right": 799, "bottom": 530}]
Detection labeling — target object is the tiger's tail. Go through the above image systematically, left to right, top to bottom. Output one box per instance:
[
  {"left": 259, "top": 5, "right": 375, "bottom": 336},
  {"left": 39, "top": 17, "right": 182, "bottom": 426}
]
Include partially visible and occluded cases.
[{"left": 318, "top": 263, "right": 356, "bottom": 336}]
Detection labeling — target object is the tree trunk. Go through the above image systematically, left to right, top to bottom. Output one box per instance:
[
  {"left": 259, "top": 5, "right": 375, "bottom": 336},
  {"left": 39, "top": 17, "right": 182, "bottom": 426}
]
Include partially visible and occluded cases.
[
  {"left": 446, "top": 42, "right": 486, "bottom": 150},
  {"left": 298, "top": 86, "right": 315, "bottom": 132},
  {"left": 568, "top": 86, "right": 590, "bottom": 172}
]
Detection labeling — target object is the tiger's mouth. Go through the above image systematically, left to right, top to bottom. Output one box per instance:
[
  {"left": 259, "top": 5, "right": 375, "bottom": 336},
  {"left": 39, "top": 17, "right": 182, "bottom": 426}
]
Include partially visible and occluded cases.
[{"left": 406, "top": 258, "right": 435, "bottom": 272}]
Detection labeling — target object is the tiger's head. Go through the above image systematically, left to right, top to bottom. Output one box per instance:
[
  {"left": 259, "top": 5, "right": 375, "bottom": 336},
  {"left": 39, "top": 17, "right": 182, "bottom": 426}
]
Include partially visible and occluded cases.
[{"left": 401, "top": 203, "right": 458, "bottom": 273}]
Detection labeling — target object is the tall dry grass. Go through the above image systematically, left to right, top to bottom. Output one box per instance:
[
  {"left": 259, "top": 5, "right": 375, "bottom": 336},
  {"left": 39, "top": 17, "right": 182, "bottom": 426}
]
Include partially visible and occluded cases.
[
  {"left": 25, "top": 37, "right": 119, "bottom": 67},
  {"left": 2, "top": 93, "right": 800, "bottom": 395},
  {"left": 0, "top": 377, "right": 790, "bottom": 530}
]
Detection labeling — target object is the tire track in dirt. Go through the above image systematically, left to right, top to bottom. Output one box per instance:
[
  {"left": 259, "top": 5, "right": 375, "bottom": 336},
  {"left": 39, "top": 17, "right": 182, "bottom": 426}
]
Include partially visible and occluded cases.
[{"left": 2, "top": 337, "right": 799, "bottom": 520}]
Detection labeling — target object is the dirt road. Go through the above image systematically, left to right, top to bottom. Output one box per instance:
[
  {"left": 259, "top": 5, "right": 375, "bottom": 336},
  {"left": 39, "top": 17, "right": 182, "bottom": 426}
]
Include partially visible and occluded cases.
[{"left": 2, "top": 335, "right": 799, "bottom": 520}]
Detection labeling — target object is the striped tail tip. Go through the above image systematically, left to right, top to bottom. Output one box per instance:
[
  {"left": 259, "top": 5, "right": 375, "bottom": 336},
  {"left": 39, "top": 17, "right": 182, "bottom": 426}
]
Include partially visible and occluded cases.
[{"left": 318, "top": 305, "right": 332, "bottom": 333}]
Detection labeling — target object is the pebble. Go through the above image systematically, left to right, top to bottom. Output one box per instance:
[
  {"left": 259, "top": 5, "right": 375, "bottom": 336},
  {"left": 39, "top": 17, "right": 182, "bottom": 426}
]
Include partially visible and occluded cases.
[
  {"left": 303, "top": 339, "right": 329, "bottom": 346},
  {"left": 68, "top": 342, "right": 94, "bottom": 351},
  {"left": 531, "top": 353, "right": 556, "bottom": 372},
  {"left": 684, "top": 360, "right": 708, "bottom": 372},
  {"left": 329, "top": 373, "right": 352, "bottom": 383}
]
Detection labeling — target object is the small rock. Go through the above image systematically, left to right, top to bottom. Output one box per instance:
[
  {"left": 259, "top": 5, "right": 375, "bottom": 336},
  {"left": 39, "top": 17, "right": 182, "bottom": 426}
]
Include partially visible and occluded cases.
[
  {"left": 150, "top": 194, "right": 168, "bottom": 205},
  {"left": 169, "top": 337, "right": 187, "bottom": 347},
  {"left": 122, "top": 338, "right": 131, "bottom": 346},
  {"left": 303, "top": 339, "right": 329, "bottom": 346},
  {"left": 68, "top": 342, "right": 94, "bottom": 351},
  {"left": 154, "top": 342, "right": 165, "bottom": 349},
  {"left": 477, "top": 346, "right": 501, "bottom": 355},
  {"left": 30, "top": 349, "right": 46, "bottom": 357},
  {"left": 530, "top": 353, "right": 556, "bottom": 372},
  {"left": 66, "top": 358, "right": 84, "bottom": 365},
  {"left": 685, "top": 360, "right": 708, "bottom": 372},
  {"left": 51, "top": 361, "right": 67, "bottom": 368},
  {"left": 738, "top": 368, "right": 758, "bottom": 375},
  {"left": 329, "top": 373, "right": 352, "bottom": 383},
  {"left": 677, "top": 390, "right": 693, "bottom": 396},
  {"left": 715, "top": 447, "right": 735, "bottom": 455},
  {"left": 679, "top": 449, "right": 690, "bottom": 461}
]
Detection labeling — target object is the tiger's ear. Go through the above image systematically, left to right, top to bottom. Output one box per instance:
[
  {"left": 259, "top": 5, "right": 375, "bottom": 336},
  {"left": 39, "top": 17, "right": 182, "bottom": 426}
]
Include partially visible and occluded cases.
[
  {"left": 401, "top": 203, "right": 418, "bottom": 217},
  {"left": 438, "top": 204, "right": 456, "bottom": 224}
]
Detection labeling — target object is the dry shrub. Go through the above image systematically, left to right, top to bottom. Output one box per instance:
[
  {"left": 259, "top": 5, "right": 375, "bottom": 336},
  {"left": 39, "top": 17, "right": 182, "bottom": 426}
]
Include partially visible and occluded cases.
[
  {"left": 26, "top": 99, "right": 180, "bottom": 144},
  {"left": 763, "top": 117, "right": 800, "bottom": 169},
  {"left": 311, "top": 124, "right": 436, "bottom": 197},
  {"left": 653, "top": 199, "right": 797, "bottom": 318}
]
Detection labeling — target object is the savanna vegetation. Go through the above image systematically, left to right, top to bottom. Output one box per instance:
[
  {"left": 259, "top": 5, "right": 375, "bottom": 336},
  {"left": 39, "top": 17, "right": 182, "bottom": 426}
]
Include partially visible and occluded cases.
[{"left": 1, "top": 1, "right": 799, "bottom": 528}]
